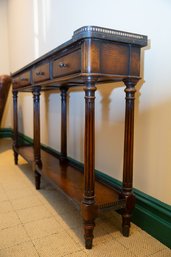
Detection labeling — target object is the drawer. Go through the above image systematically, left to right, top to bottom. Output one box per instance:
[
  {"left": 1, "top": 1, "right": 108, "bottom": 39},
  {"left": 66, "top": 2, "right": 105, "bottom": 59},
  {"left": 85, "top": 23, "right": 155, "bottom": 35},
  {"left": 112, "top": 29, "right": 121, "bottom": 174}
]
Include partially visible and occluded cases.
[
  {"left": 53, "top": 50, "right": 81, "bottom": 78},
  {"left": 33, "top": 63, "right": 50, "bottom": 83},
  {"left": 13, "top": 71, "right": 31, "bottom": 88},
  {"left": 20, "top": 72, "right": 31, "bottom": 86},
  {"left": 12, "top": 76, "right": 20, "bottom": 88}
]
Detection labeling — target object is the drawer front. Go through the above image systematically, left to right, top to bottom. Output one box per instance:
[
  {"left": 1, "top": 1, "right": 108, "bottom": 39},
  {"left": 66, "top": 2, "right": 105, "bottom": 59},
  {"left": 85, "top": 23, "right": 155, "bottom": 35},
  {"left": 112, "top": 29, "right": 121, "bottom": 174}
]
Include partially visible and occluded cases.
[
  {"left": 53, "top": 50, "right": 81, "bottom": 78},
  {"left": 33, "top": 63, "right": 50, "bottom": 83},
  {"left": 13, "top": 71, "right": 31, "bottom": 88},
  {"left": 12, "top": 76, "right": 20, "bottom": 88}
]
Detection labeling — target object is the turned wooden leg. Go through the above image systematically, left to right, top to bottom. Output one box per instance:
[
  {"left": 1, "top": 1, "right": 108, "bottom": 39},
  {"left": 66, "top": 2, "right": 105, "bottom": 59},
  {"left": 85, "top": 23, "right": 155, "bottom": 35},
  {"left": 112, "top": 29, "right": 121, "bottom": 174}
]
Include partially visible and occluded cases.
[
  {"left": 122, "top": 78, "right": 138, "bottom": 236},
  {"left": 81, "top": 80, "right": 97, "bottom": 249},
  {"left": 60, "top": 87, "right": 68, "bottom": 162},
  {"left": 33, "top": 88, "right": 42, "bottom": 190},
  {"left": 12, "top": 90, "right": 19, "bottom": 165},
  {"left": 13, "top": 149, "right": 18, "bottom": 165},
  {"left": 35, "top": 170, "right": 41, "bottom": 190},
  {"left": 81, "top": 204, "right": 97, "bottom": 249},
  {"left": 84, "top": 221, "right": 95, "bottom": 249}
]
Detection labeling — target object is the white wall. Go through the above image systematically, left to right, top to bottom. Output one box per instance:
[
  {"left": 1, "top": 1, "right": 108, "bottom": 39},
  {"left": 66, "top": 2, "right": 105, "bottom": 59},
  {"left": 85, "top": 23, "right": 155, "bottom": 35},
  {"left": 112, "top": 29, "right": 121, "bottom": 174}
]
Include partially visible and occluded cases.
[
  {"left": 0, "top": 0, "right": 11, "bottom": 128},
  {"left": 0, "top": 0, "right": 9, "bottom": 74},
  {"left": 7, "top": 0, "right": 171, "bottom": 205}
]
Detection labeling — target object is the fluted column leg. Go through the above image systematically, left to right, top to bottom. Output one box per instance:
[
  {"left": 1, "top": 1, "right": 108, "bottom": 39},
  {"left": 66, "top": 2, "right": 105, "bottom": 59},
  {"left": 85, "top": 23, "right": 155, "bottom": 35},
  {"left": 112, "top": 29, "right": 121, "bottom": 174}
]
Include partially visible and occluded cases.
[
  {"left": 122, "top": 78, "right": 139, "bottom": 236},
  {"left": 81, "top": 80, "right": 98, "bottom": 249},
  {"left": 60, "top": 87, "right": 68, "bottom": 162},
  {"left": 33, "top": 88, "right": 42, "bottom": 190},
  {"left": 12, "top": 90, "right": 18, "bottom": 165}
]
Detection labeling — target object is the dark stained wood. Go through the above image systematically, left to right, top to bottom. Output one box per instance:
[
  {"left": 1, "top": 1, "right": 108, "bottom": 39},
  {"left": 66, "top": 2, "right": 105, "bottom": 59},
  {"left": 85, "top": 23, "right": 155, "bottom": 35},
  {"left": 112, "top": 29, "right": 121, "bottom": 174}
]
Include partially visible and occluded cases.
[
  {"left": 11, "top": 26, "right": 147, "bottom": 249},
  {"left": 81, "top": 39, "right": 100, "bottom": 74},
  {"left": 100, "top": 43, "right": 129, "bottom": 75},
  {"left": 130, "top": 47, "right": 140, "bottom": 76},
  {"left": 53, "top": 50, "right": 81, "bottom": 78},
  {"left": 33, "top": 63, "right": 50, "bottom": 83},
  {"left": 13, "top": 71, "right": 31, "bottom": 88},
  {"left": 19, "top": 71, "right": 31, "bottom": 86},
  {"left": 0, "top": 75, "right": 11, "bottom": 125},
  {"left": 122, "top": 78, "right": 138, "bottom": 236},
  {"left": 81, "top": 80, "right": 97, "bottom": 248},
  {"left": 60, "top": 87, "right": 68, "bottom": 161},
  {"left": 33, "top": 88, "right": 42, "bottom": 189},
  {"left": 12, "top": 90, "right": 18, "bottom": 165},
  {"left": 16, "top": 146, "right": 122, "bottom": 207}
]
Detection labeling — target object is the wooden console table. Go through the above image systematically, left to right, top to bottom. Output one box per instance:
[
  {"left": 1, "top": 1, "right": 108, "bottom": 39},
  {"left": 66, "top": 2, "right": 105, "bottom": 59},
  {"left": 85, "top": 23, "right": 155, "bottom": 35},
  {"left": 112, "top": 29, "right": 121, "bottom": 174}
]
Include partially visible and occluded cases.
[{"left": 12, "top": 26, "right": 147, "bottom": 249}]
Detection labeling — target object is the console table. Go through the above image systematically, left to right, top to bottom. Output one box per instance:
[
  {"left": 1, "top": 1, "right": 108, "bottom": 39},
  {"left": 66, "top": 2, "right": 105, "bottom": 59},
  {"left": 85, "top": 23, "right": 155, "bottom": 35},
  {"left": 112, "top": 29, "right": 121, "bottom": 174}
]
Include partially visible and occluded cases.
[{"left": 12, "top": 26, "right": 147, "bottom": 249}]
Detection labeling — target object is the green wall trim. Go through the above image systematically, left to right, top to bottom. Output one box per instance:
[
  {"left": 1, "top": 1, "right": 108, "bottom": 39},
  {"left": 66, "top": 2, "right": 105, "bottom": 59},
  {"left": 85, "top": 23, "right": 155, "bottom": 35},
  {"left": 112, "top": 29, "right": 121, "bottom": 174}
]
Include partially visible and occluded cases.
[
  {"left": 0, "top": 128, "right": 13, "bottom": 138},
  {"left": 1, "top": 129, "right": 171, "bottom": 248},
  {"left": 18, "top": 131, "right": 33, "bottom": 145}
]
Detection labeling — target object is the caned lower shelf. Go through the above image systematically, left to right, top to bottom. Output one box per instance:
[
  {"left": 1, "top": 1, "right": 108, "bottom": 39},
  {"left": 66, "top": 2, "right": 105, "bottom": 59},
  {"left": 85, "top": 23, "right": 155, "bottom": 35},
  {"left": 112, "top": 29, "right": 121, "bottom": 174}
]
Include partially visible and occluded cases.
[{"left": 16, "top": 146, "right": 125, "bottom": 210}]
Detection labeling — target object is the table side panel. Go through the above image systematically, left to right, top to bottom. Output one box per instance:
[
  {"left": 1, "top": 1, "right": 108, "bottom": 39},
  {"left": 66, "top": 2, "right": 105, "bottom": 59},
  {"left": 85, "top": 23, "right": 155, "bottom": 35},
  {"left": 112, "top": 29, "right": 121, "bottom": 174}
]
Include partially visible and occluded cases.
[
  {"left": 100, "top": 42, "right": 129, "bottom": 76},
  {"left": 130, "top": 46, "right": 140, "bottom": 76}
]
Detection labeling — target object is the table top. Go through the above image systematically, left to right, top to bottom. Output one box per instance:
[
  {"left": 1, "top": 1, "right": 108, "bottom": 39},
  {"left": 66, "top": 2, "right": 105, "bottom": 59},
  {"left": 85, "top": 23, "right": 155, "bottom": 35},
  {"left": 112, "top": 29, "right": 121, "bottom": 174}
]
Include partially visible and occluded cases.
[{"left": 12, "top": 26, "right": 147, "bottom": 76}]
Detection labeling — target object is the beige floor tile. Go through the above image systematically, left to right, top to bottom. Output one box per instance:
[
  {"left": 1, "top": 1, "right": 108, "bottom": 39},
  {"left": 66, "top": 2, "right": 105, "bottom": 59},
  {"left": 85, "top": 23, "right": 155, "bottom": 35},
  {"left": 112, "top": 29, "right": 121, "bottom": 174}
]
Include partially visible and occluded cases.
[
  {"left": 16, "top": 167, "right": 35, "bottom": 185},
  {"left": 2, "top": 180, "right": 31, "bottom": 191},
  {"left": 1, "top": 181, "right": 27, "bottom": 192},
  {"left": 0, "top": 186, "right": 4, "bottom": 193},
  {"left": 5, "top": 187, "right": 34, "bottom": 200},
  {"left": 37, "top": 188, "right": 75, "bottom": 215},
  {"left": 35, "top": 190, "right": 61, "bottom": 213},
  {"left": 0, "top": 191, "right": 8, "bottom": 202},
  {"left": 11, "top": 195, "right": 42, "bottom": 210},
  {"left": 84, "top": 196, "right": 139, "bottom": 236},
  {"left": 0, "top": 201, "right": 13, "bottom": 213},
  {"left": 16, "top": 205, "right": 51, "bottom": 224},
  {"left": 55, "top": 209, "right": 83, "bottom": 229},
  {"left": 0, "top": 211, "right": 21, "bottom": 229},
  {"left": 98, "top": 216, "right": 140, "bottom": 239},
  {"left": 24, "top": 217, "right": 63, "bottom": 239},
  {"left": 96, "top": 219, "right": 116, "bottom": 235},
  {"left": 130, "top": 222, "right": 142, "bottom": 232},
  {"left": 67, "top": 223, "right": 114, "bottom": 249},
  {"left": 0, "top": 225, "right": 30, "bottom": 249},
  {"left": 93, "top": 225, "right": 115, "bottom": 246},
  {"left": 65, "top": 226, "right": 84, "bottom": 246},
  {"left": 117, "top": 231, "right": 165, "bottom": 256},
  {"left": 33, "top": 232, "right": 82, "bottom": 257},
  {"left": 84, "top": 240, "right": 137, "bottom": 257},
  {"left": 0, "top": 241, "right": 39, "bottom": 257},
  {"left": 150, "top": 249, "right": 171, "bottom": 257},
  {"left": 64, "top": 250, "right": 88, "bottom": 257}
]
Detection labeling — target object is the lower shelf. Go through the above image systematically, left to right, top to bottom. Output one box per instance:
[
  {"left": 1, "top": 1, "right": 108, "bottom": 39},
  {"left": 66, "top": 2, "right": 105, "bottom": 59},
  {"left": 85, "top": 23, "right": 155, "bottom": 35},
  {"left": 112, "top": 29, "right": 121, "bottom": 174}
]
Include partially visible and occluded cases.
[{"left": 16, "top": 146, "right": 125, "bottom": 210}]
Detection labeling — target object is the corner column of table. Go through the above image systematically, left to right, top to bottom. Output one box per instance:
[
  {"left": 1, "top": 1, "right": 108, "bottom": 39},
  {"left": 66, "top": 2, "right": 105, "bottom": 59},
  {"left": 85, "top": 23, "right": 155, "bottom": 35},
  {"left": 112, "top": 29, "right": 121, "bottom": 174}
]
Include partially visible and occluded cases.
[
  {"left": 122, "top": 78, "right": 139, "bottom": 236},
  {"left": 81, "top": 79, "right": 98, "bottom": 249},
  {"left": 33, "top": 87, "right": 42, "bottom": 190},
  {"left": 60, "top": 87, "right": 68, "bottom": 162},
  {"left": 12, "top": 90, "right": 19, "bottom": 165}
]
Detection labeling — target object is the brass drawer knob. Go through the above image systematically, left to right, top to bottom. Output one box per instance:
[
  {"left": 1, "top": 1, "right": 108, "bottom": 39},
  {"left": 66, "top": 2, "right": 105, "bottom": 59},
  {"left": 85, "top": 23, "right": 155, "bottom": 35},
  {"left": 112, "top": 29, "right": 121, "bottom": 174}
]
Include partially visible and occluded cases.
[
  {"left": 58, "top": 62, "right": 67, "bottom": 68},
  {"left": 36, "top": 71, "right": 45, "bottom": 76},
  {"left": 20, "top": 77, "right": 28, "bottom": 81}
]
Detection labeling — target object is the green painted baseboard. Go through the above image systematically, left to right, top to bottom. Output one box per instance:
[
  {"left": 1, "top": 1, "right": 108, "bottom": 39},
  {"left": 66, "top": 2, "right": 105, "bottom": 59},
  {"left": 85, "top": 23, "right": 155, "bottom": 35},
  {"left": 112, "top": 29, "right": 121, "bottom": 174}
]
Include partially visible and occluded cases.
[
  {"left": 0, "top": 128, "right": 171, "bottom": 248},
  {"left": 0, "top": 128, "right": 13, "bottom": 138}
]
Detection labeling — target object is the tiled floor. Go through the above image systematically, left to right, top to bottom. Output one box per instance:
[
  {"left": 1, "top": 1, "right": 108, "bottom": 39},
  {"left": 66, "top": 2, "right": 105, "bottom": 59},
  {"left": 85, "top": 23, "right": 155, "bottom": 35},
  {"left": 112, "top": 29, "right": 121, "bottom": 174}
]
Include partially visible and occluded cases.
[{"left": 0, "top": 138, "right": 170, "bottom": 257}]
